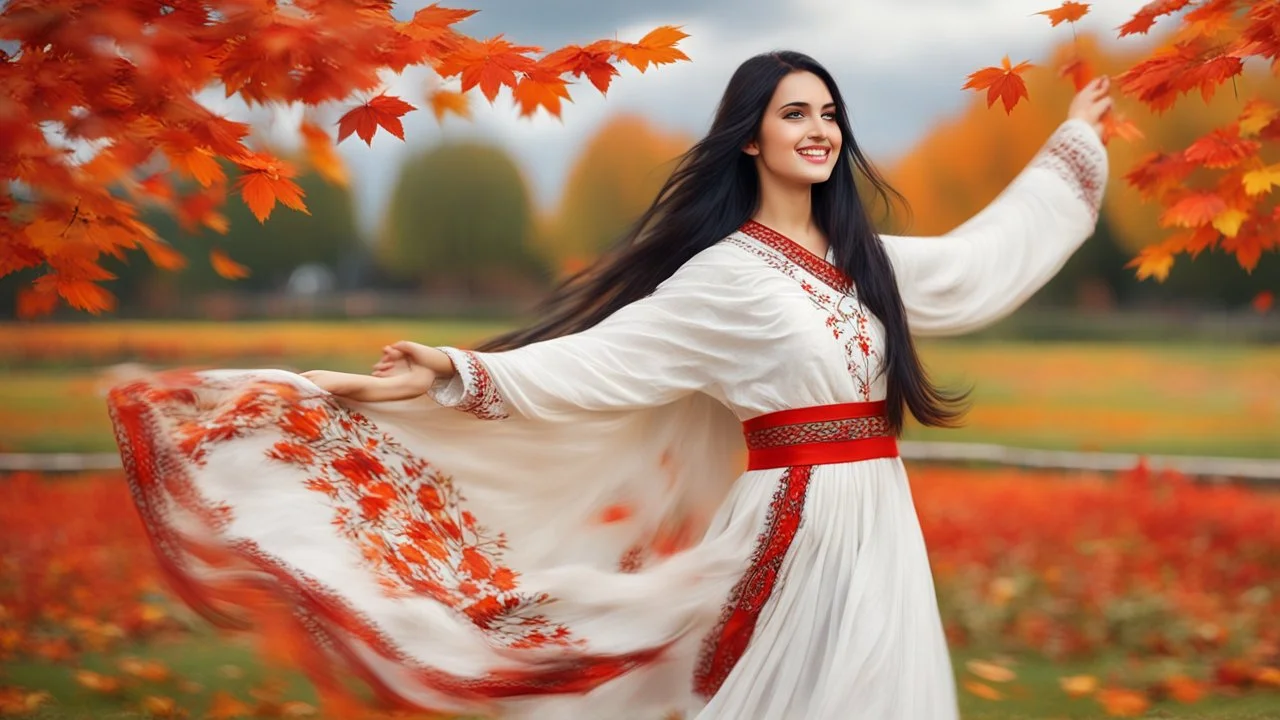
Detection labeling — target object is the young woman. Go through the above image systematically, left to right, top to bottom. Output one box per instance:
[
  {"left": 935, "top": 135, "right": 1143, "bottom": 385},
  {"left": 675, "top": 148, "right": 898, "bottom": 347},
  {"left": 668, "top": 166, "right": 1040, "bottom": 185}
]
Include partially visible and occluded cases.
[{"left": 109, "top": 51, "right": 1111, "bottom": 718}]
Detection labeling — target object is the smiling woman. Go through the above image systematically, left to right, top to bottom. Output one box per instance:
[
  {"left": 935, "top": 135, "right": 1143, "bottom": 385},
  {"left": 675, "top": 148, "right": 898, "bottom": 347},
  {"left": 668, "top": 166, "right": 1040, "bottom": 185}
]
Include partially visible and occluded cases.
[{"left": 107, "top": 51, "right": 1112, "bottom": 719}]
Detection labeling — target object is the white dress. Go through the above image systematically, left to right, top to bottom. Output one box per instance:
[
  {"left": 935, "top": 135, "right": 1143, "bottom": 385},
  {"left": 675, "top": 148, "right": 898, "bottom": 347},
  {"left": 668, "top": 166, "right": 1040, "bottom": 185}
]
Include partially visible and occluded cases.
[{"left": 107, "top": 119, "right": 1107, "bottom": 719}]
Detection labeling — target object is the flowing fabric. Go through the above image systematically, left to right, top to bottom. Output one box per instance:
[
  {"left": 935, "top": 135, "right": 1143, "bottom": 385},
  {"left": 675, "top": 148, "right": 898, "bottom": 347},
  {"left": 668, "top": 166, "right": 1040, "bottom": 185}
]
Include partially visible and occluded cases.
[{"left": 108, "top": 119, "right": 1107, "bottom": 719}]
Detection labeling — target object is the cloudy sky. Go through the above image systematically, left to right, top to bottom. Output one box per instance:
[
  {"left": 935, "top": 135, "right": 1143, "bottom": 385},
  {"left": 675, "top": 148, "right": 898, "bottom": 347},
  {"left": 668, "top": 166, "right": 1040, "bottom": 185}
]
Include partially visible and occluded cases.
[{"left": 233, "top": 1, "right": 1152, "bottom": 233}]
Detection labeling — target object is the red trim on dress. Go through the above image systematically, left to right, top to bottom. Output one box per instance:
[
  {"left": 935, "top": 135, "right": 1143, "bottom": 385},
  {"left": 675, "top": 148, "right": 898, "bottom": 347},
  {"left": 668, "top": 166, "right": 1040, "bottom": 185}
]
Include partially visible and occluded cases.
[
  {"left": 738, "top": 220, "right": 852, "bottom": 293},
  {"left": 692, "top": 401, "right": 897, "bottom": 699}
]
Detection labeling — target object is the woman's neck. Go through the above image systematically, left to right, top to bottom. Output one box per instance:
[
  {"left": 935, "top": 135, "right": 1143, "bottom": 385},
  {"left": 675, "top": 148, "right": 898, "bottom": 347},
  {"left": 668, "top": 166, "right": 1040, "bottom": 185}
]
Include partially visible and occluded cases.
[{"left": 752, "top": 182, "right": 826, "bottom": 258}]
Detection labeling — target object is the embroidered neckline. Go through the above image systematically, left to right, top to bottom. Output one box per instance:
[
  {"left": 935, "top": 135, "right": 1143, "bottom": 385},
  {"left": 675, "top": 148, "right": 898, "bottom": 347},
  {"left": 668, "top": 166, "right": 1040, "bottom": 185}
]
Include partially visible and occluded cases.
[{"left": 738, "top": 220, "right": 851, "bottom": 293}]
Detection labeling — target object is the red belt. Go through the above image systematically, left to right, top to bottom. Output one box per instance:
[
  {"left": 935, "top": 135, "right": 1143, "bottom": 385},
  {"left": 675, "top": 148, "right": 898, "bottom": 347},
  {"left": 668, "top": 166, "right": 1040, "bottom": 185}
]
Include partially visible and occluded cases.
[{"left": 742, "top": 400, "right": 898, "bottom": 470}]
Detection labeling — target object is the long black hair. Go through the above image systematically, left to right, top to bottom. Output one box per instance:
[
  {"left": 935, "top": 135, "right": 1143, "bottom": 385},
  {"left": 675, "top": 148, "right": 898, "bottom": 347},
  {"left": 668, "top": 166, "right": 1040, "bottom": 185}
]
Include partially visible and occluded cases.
[{"left": 480, "top": 50, "right": 967, "bottom": 432}]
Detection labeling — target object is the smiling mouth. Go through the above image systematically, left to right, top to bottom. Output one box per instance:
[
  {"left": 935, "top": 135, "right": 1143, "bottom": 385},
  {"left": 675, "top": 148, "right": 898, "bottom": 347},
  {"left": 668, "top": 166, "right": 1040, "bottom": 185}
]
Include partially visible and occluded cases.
[{"left": 797, "top": 147, "right": 830, "bottom": 163}]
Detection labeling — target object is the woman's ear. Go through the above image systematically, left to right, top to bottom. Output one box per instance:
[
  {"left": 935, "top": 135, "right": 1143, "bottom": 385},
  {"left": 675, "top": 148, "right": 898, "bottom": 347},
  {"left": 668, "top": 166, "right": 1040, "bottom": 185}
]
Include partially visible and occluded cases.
[{"left": 743, "top": 141, "right": 760, "bottom": 156}]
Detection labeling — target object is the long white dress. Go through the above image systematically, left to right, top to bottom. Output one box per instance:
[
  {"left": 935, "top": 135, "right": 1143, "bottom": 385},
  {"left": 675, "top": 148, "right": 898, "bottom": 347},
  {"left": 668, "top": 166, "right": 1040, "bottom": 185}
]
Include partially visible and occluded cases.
[{"left": 107, "top": 119, "right": 1107, "bottom": 719}]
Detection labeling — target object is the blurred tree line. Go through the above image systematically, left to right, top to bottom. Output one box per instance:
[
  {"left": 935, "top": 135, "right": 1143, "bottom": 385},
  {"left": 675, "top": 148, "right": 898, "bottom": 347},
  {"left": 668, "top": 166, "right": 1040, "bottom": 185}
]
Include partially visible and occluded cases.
[{"left": 2, "top": 55, "right": 1275, "bottom": 319}]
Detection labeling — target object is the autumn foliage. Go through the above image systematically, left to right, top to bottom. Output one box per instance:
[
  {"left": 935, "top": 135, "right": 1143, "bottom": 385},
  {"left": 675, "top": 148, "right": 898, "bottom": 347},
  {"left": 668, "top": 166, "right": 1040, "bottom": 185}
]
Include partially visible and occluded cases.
[
  {"left": 0, "top": 0, "right": 690, "bottom": 317},
  {"left": 968, "top": 1, "right": 1280, "bottom": 279},
  {"left": 3, "top": 465, "right": 1278, "bottom": 716}
]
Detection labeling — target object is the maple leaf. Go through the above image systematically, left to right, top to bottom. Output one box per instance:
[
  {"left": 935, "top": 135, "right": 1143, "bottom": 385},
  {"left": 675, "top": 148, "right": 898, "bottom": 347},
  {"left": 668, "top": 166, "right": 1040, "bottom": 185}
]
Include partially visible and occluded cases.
[
  {"left": 1118, "top": 0, "right": 1193, "bottom": 37},
  {"left": 1037, "top": 2, "right": 1090, "bottom": 27},
  {"left": 617, "top": 26, "right": 691, "bottom": 73},
  {"left": 438, "top": 36, "right": 540, "bottom": 104},
  {"left": 542, "top": 39, "right": 622, "bottom": 94},
  {"left": 963, "top": 56, "right": 1034, "bottom": 114},
  {"left": 1059, "top": 56, "right": 1095, "bottom": 91},
  {"left": 513, "top": 68, "right": 572, "bottom": 116},
  {"left": 428, "top": 89, "right": 471, "bottom": 123},
  {"left": 336, "top": 94, "right": 416, "bottom": 146},
  {"left": 1238, "top": 99, "right": 1279, "bottom": 137},
  {"left": 1102, "top": 112, "right": 1144, "bottom": 144},
  {"left": 299, "top": 121, "right": 347, "bottom": 186},
  {"left": 1183, "top": 126, "right": 1259, "bottom": 169},
  {"left": 1124, "top": 152, "right": 1195, "bottom": 200},
  {"left": 233, "top": 153, "right": 308, "bottom": 222},
  {"left": 1242, "top": 164, "right": 1280, "bottom": 196},
  {"left": 1160, "top": 192, "right": 1227, "bottom": 228},
  {"left": 1212, "top": 207, "right": 1248, "bottom": 237},
  {"left": 1222, "top": 226, "right": 1275, "bottom": 271},
  {"left": 1127, "top": 245, "right": 1177, "bottom": 282},
  {"left": 210, "top": 249, "right": 250, "bottom": 280},
  {"left": 966, "top": 660, "right": 1016, "bottom": 683},
  {"left": 1060, "top": 674, "right": 1100, "bottom": 698},
  {"left": 963, "top": 680, "right": 1003, "bottom": 700}
]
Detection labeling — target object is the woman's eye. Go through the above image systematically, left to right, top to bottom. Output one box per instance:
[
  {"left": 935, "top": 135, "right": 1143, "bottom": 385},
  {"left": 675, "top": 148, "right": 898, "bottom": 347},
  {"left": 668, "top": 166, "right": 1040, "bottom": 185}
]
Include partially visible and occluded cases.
[{"left": 785, "top": 111, "right": 803, "bottom": 119}]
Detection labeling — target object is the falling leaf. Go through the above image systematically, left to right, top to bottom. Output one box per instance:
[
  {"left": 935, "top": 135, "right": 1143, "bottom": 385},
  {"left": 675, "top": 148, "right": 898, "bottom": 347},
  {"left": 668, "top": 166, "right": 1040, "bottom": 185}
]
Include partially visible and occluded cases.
[
  {"left": 1037, "top": 2, "right": 1091, "bottom": 27},
  {"left": 617, "top": 26, "right": 690, "bottom": 73},
  {"left": 963, "top": 56, "right": 1034, "bottom": 114},
  {"left": 428, "top": 89, "right": 470, "bottom": 122},
  {"left": 336, "top": 94, "right": 417, "bottom": 146},
  {"left": 299, "top": 121, "right": 348, "bottom": 187},
  {"left": 210, "top": 249, "right": 250, "bottom": 280},
  {"left": 966, "top": 659, "right": 1017, "bottom": 683},
  {"left": 1060, "top": 674, "right": 1099, "bottom": 698},
  {"left": 963, "top": 680, "right": 1003, "bottom": 700}
]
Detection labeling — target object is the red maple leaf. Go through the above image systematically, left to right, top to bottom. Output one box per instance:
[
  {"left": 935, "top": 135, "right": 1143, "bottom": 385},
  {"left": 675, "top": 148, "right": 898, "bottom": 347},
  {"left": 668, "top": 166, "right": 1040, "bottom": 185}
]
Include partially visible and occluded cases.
[
  {"left": 963, "top": 56, "right": 1034, "bottom": 113},
  {"left": 336, "top": 94, "right": 417, "bottom": 146}
]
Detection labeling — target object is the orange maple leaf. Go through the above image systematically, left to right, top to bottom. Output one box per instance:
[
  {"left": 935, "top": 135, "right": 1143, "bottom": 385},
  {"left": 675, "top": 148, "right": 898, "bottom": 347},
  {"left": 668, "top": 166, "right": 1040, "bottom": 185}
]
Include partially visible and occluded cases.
[
  {"left": 1118, "top": 0, "right": 1193, "bottom": 37},
  {"left": 1037, "top": 2, "right": 1091, "bottom": 27},
  {"left": 617, "top": 26, "right": 690, "bottom": 73},
  {"left": 438, "top": 36, "right": 540, "bottom": 104},
  {"left": 542, "top": 39, "right": 622, "bottom": 94},
  {"left": 963, "top": 56, "right": 1034, "bottom": 114},
  {"left": 1059, "top": 56, "right": 1095, "bottom": 91},
  {"left": 513, "top": 68, "right": 572, "bottom": 116},
  {"left": 428, "top": 89, "right": 471, "bottom": 123},
  {"left": 337, "top": 94, "right": 416, "bottom": 146},
  {"left": 1238, "top": 99, "right": 1279, "bottom": 137},
  {"left": 1102, "top": 111, "right": 1144, "bottom": 144},
  {"left": 299, "top": 121, "right": 347, "bottom": 186},
  {"left": 1183, "top": 126, "right": 1260, "bottom": 169},
  {"left": 233, "top": 154, "right": 308, "bottom": 222},
  {"left": 1159, "top": 192, "right": 1227, "bottom": 228},
  {"left": 210, "top": 248, "right": 250, "bottom": 280}
]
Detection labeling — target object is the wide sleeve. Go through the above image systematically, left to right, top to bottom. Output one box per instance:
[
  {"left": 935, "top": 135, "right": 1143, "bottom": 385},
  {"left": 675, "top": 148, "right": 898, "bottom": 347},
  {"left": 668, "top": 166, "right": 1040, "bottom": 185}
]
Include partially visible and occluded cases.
[
  {"left": 880, "top": 118, "right": 1108, "bottom": 337},
  {"left": 425, "top": 247, "right": 759, "bottom": 421}
]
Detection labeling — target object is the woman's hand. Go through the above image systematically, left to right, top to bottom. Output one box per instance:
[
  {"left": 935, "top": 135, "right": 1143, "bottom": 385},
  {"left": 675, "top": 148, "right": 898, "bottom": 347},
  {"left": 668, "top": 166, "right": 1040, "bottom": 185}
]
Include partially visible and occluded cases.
[
  {"left": 1067, "top": 75, "right": 1113, "bottom": 138},
  {"left": 372, "top": 341, "right": 452, "bottom": 378},
  {"left": 300, "top": 365, "right": 435, "bottom": 402}
]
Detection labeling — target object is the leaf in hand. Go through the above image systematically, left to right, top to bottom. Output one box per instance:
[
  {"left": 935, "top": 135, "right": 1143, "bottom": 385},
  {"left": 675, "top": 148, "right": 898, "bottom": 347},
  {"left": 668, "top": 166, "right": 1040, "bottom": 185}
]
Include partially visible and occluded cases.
[
  {"left": 963, "top": 56, "right": 1034, "bottom": 114},
  {"left": 337, "top": 94, "right": 417, "bottom": 146}
]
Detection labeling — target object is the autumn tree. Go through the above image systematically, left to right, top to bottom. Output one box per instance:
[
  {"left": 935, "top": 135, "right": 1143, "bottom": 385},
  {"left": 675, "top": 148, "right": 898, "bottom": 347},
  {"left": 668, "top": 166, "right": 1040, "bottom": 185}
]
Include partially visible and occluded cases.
[
  {"left": 0, "top": 0, "right": 691, "bottom": 317},
  {"left": 968, "top": 1, "right": 1280, "bottom": 284},
  {"left": 540, "top": 114, "right": 691, "bottom": 273},
  {"left": 378, "top": 142, "right": 545, "bottom": 297}
]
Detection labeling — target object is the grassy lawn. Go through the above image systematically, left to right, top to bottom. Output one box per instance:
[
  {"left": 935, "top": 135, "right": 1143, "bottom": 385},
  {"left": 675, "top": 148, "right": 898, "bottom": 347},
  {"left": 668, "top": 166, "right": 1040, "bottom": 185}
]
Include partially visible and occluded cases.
[
  {"left": 0, "top": 321, "right": 1275, "bottom": 458},
  {"left": 4, "top": 635, "right": 1278, "bottom": 719}
]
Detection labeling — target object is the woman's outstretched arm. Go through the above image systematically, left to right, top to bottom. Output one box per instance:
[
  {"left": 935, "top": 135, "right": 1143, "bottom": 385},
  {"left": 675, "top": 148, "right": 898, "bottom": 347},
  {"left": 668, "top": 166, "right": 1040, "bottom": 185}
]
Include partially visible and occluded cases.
[{"left": 880, "top": 77, "right": 1112, "bottom": 337}]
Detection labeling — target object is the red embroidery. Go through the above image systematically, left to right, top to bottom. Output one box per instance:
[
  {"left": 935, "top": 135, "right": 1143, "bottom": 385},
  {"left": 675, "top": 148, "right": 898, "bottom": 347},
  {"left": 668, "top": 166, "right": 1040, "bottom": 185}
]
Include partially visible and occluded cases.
[
  {"left": 1031, "top": 123, "right": 1105, "bottom": 219},
  {"left": 729, "top": 226, "right": 885, "bottom": 401},
  {"left": 433, "top": 348, "right": 510, "bottom": 420},
  {"left": 108, "top": 370, "right": 667, "bottom": 709},
  {"left": 744, "top": 414, "right": 893, "bottom": 450},
  {"left": 692, "top": 466, "right": 812, "bottom": 699}
]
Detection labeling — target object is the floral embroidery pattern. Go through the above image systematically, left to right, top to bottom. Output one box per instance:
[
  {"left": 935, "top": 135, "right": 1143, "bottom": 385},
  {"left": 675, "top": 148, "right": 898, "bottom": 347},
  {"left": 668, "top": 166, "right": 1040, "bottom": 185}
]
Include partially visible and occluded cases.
[
  {"left": 1031, "top": 121, "right": 1106, "bottom": 219},
  {"left": 731, "top": 223, "right": 885, "bottom": 400},
  {"left": 430, "top": 347, "right": 510, "bottom": 420},
  {"left": 108, "top": 370, "right": 668, "bottom": 707},
  {"left": 149, "top": 372, "right": 571, "bottom": 648},
  {"left": 692, "top": 465, "right": 812, "bottom": 699}
]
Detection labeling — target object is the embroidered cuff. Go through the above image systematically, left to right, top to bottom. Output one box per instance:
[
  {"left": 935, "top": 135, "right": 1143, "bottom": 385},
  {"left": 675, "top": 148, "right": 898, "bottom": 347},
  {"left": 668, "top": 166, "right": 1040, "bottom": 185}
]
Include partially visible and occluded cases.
[
  {"left": 1031, "top": 118, "right": 1107, "bottom": 220},
  {"left": 426, "top": 347, "right": 510, "bottom": 420}
]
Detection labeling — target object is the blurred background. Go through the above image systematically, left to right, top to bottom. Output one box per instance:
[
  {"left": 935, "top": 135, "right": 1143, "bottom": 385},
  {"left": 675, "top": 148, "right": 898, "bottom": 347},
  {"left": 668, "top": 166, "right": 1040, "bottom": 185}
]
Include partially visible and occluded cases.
[{"left": 1, "top": 2, "right": 1278, "bottom": 719}]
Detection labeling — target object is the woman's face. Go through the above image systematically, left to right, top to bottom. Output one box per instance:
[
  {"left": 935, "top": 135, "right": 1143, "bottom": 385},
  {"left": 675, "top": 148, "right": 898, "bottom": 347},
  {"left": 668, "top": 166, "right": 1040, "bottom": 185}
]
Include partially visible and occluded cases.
[{"left": 745, "top": 70, "right": 842, "bottom": 188}]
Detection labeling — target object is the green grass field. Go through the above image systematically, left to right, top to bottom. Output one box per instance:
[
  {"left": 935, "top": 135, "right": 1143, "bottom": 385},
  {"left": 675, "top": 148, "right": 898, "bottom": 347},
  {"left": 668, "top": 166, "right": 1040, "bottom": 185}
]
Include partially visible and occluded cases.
[{"left": 1, "top": 321, "right": 1275, "bottom": 458}]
